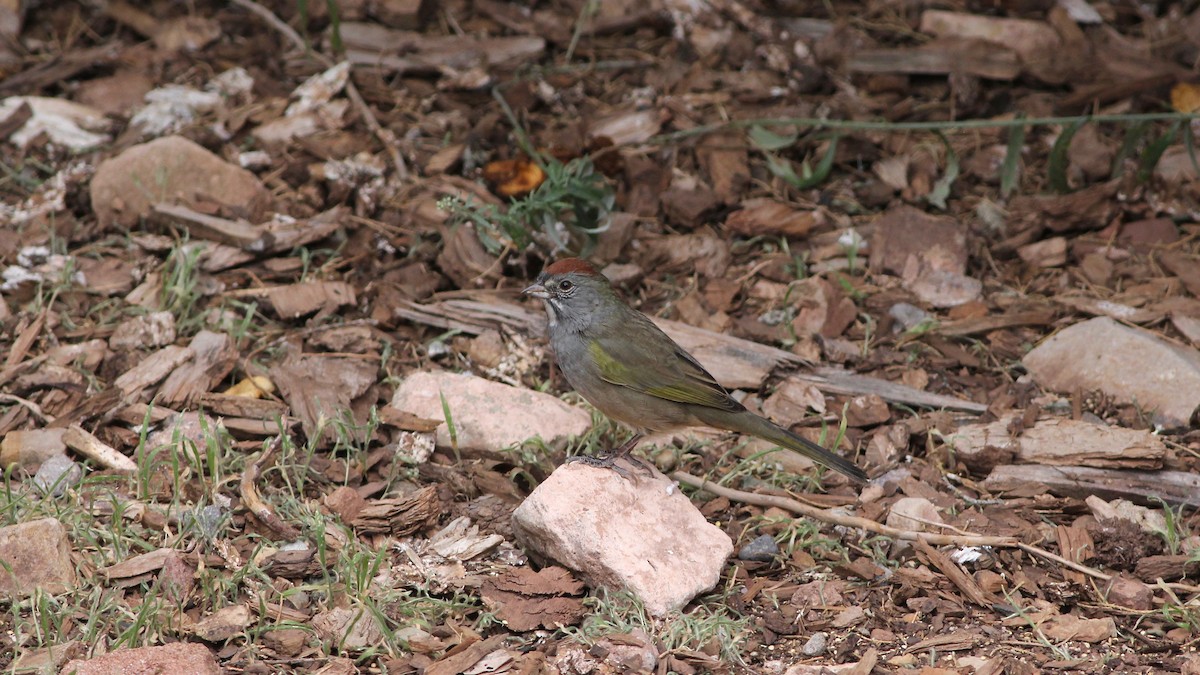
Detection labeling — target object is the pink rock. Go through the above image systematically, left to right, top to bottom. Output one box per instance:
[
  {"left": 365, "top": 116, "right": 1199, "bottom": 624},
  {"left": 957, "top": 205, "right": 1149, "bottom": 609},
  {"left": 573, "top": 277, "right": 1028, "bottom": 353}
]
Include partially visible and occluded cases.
[
  {"left": 90, "top": 135, "right": 271, "bottom": 228},
  {"left": 512, "top": 463, "right": 732, "bottom": 616},
  {"left": 0, "top": 517, "right": 76, "bottom": 597},
  {"left": 61, "top": 642, "right": 219, "bottom": 675}
]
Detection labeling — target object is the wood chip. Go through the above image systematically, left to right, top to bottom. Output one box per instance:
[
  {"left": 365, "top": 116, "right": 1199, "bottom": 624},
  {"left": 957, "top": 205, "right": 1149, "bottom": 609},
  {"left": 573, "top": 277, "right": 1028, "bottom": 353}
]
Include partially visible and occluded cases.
[
  {"left": 63, "top": 424, "right": 137, "bottom": 473},
  {"left": 351, "top": 485, "right": 441, "bottom": 535}
]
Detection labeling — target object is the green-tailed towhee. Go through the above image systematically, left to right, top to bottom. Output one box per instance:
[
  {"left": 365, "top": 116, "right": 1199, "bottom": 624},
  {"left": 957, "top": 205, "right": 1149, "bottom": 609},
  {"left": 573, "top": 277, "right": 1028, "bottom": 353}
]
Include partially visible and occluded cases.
[{"left": 524, "top": 258, "right": 868, "bottom": 484}]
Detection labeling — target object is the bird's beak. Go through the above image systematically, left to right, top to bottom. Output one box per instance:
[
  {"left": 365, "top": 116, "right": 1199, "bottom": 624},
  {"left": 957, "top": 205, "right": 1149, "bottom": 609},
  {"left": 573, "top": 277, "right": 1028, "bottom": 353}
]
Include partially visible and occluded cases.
[{"left": 523, "top": 282, "right": 549, "bottom": 299}]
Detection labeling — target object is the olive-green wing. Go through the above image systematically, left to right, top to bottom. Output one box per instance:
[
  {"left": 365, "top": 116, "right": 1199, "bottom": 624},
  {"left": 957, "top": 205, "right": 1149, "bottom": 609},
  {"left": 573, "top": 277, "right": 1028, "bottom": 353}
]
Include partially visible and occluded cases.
[{"left": 587, "top": 329, "right": 741, "bottom": 412}]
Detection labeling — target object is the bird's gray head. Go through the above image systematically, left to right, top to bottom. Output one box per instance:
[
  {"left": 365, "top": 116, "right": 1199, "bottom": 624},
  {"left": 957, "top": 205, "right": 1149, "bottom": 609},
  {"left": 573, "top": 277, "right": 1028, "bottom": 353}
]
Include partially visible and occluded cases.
[{"left": 523, "top": 258, "right": 612, "bottom": 330}]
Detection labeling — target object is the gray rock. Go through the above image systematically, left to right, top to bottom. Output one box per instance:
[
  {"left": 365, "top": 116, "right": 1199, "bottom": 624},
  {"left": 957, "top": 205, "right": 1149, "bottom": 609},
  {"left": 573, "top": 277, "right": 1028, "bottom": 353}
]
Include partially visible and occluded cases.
[
  {"left": 888, "top": 302, "right": 930, "bottom": 332},
  {"left": 1023, "top": 316, "right": 1200, "bottom": 428},
  {"left": 33, "top": 454, "right": 81, "bottom": 496},
  {"left": 512, "top": 463, "right": 733, "bottom": 616},
  {"left": 737, "top": 534, "right": 780, "bottom": 562},
  {"left": 802, "top": 631, "right": 828, "bottom": 656}
]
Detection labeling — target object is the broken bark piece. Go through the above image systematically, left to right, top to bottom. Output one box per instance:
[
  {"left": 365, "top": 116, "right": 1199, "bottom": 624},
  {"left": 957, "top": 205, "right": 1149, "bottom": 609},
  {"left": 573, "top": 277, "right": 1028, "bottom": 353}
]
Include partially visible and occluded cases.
[
  {"left": 372, "top": 0, "right": 433, "bottom": 29},
  {"left": 918, "top": 11, "right": 1068, "bottom": 83},
  {"left": 341, "top": 22, "right": 545, "bottom": 76},
  {"left": 846, "top": 37, "right": 1021, "bottom": 80},
  {"left": 697, "top": 131, "right": 749, "bottom": 203},
  {"left": 1005, "top": 181, "right": 1118, "bottom": 236},
  {"left": 660, "top": 187, "right": 721, "bottom": 229},
  {"left": 725, "top": 199, "right": 819, "bottom": 238},
  {"left": 152, "top": 203, "right": 265, "bottom": 249},
  {"left": 256, "top": 281, "right": 357, "bottom": 319},
  {"left": 157, "top": 331, "right": 236, "bottom": 406},
  {"left": 114, "top": 345, "right": 194, "bottom": 397},
  {"left": 269, "top": 353, "right": 376, "bottom": 441},
  {"left": 194, "top": 393, "right": 288, "bottom": 421},
  {"left": 948, "top": 415, "right": 1166, "bottom": 471},
  {"left": 982, "top": 465, "right": 1200, "bottom": 508},
  {"left": 351, "top": 485, "right": 440, "bottom": 535},
  {"left": 915, "top": 539, "right": 998, "bottom": 609},
  {"left": 261, "top": 547, "right": 325, "bottom": 579},
  {"left": 101, "top": 548, "right": 178, "bottom": 587},
  {"left": 1135, "top": 555, "right": 1200, "bottom": 583},
  {"left": 479, "top": 566, "right": 586, "bottom": 631},
  {"left": 423, "top": 635, "right": 509, "bottom": 675}
]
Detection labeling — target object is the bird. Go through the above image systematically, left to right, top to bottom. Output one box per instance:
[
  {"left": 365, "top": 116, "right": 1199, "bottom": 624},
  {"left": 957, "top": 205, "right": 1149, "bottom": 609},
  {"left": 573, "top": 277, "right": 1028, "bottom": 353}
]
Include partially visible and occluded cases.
[{"left": 523, "top": 258, "right": 868, "bottom": 485}]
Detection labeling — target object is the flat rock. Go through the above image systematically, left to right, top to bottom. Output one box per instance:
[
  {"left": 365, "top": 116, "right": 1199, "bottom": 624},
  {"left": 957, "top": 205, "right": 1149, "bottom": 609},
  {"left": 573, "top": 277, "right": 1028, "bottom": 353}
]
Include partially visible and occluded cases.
[
  {"left": 90, "top": 135, "right": 272, "bottom": 229},
  {"left": 1022, "top": 316, "right": 1200, "bottom": 428},
  {"left": 391, "top": 371, "right": 591, "bottom": 451},
  {"left": 512, "top": 463, "right": 733, "bottom": 616},
  {"left": 0, "top": 518, "right": 76, "bottom": 596},
  {"left": 61, "top": 642, "right": 219, "bottom": 675}
]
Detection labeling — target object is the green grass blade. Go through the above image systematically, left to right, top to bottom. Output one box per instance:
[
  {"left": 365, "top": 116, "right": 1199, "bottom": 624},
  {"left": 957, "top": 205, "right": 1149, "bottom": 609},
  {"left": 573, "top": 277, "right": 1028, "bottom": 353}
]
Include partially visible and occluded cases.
[
  {"left": 1000, "top": 119, "right": 1025, "bottom": 197},
  {"left": 1047, "top": 119, "right": 1085, "bottom": 193},
  {"left": 1112, "top": 120, "right": 1150, "bottom": 178},
  {"left": 1137, "top": 120, "right": 1181, "bottom": 184},
  {"left": 1183, "top": 123, "right": 1200, "bottom": 178},
  {"left": 748, "top": 125, "right": 799, "bottom": 151},
  {"left": 789, "top": 136, "right": 840, "bottom": 190}
]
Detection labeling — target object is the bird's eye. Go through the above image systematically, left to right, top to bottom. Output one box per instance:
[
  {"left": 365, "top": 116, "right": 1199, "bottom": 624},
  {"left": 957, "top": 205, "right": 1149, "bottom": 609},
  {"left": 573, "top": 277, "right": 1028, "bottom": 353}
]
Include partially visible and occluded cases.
[{"left": 558, "top": 280, "right": 574, "bottom": 292}]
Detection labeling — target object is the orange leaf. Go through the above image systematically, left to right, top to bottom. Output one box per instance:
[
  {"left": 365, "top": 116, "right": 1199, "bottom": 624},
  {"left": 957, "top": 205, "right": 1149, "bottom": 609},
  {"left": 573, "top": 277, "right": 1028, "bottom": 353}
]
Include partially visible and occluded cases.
[
  {"left": 1170, "top": 82, "right": 1200, "bottom": 114},
  {"left": 482, "top": 158, "right": 546, "bottom": 197}
]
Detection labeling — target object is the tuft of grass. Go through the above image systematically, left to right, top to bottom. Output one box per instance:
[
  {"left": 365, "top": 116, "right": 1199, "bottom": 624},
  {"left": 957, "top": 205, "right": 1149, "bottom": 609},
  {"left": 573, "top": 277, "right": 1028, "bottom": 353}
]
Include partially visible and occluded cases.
[
  {"left": 159, "top": 239, "right": 207, "bottom": 335},
  {"left": 562, "top": 588, "right": 750, "bottom": 665}
]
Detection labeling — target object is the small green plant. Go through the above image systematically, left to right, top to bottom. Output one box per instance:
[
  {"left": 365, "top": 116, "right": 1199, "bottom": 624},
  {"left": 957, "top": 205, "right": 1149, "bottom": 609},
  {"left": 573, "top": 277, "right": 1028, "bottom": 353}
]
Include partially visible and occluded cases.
[
  {"left": 438, "top": 156, "right": 614, "bottom": 256},
  {"left": 1152, "top": 498, "right": 1190, "bottom": 556},
  {"left": 563, "top": 588, "right": 750, "bottom": 665}
]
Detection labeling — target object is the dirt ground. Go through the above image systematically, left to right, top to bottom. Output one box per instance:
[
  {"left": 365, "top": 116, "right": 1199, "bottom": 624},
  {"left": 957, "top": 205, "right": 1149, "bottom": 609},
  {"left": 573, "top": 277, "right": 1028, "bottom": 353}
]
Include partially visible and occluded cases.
[{"left": 1, "top": 0, "right": 1200, "bottom": 672}]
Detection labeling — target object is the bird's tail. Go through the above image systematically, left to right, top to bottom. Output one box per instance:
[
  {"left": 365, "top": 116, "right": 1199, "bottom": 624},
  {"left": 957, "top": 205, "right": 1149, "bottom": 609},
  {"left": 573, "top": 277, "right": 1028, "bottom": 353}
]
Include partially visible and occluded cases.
[{"left": 696, "top": 408, "right": 869, "bottom": 485}]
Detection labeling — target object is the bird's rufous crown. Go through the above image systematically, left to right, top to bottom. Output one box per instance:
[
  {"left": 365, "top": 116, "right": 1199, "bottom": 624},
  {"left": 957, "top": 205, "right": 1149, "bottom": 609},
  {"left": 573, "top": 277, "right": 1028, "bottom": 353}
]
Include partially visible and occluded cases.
[{"left": 543, "top": 258, "right": 600, "bottom": 276}]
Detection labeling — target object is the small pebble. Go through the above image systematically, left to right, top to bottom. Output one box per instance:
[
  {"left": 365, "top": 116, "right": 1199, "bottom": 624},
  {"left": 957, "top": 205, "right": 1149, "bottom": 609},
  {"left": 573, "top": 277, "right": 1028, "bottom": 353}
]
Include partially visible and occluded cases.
[
  {"left": 888, "top": 302, "right": 930, "bottom": 332},
  {"left": 34, "top": 454, "right": 82, "bottom": 496},
  {"left": 737, "top": 534, "right": 779, "bottom": 562},
  {"left": 802, "top": 632, "right": 828, "bottom": 656}
]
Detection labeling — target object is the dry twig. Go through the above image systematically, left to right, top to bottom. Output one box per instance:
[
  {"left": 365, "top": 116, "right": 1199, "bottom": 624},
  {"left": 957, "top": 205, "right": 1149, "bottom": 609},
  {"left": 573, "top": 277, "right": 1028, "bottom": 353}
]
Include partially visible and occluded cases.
[{"left": 671, "top": 471, "right": 1200, "bottom": 598}]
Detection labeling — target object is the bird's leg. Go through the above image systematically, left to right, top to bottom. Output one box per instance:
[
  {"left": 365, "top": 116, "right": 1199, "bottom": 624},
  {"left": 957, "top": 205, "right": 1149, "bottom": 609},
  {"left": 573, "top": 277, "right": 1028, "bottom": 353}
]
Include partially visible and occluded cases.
[{"left": 613, "top": 433, "right": 644, "bottom": 458}]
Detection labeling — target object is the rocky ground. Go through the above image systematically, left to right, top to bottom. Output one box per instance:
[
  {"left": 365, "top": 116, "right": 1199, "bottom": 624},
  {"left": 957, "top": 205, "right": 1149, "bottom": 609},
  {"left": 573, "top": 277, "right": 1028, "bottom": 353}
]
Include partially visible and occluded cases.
[{"left": 1, "top": 0, "right": 1200, "bottom": 672}]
